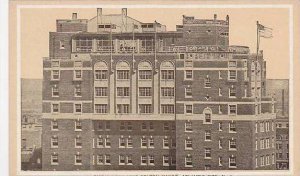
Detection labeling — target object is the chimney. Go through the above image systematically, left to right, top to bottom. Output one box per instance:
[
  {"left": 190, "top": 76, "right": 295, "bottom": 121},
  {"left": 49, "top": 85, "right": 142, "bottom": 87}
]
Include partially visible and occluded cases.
[
  {"left": 122, "top": 8, "right": 127, "bottom": 16},
  {"left": 72, "top": 13, "right": 77, "bottom": 20},
  {"left": 214, "top": 14, "right": 217, "bottom": 20},
  {"left": 226, "top": 15, "right": 229, "bottom": 22}
]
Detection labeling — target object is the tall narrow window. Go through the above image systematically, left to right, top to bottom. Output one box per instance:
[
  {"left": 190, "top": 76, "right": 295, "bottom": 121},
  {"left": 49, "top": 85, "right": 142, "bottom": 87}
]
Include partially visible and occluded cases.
[
  {"left": 185, "top": 70, "right": 193, "bottom": 80},
  {"left": 204, "top": 75, "right": 211, "bottom": 88},
  {"left": 74, "top": 85, "right": 81, "bottom": 97},
  {"left": 52, "top": 86, "right": 59, "bottom": 97},
  {"left": 185, "top": 87, "right": 192, "bottom": 98},
  {"left": 74, "top": 103, "right": 82, "bottom": 113},
  {"left": 204, "top": 148, "right": 211, "bottom": 159},
  {"left": 75, "top": 153, "right": 82, "bottom": 165},
  {"left": 185, "top": 155, "right": 193, "bottom": 167},
  {"left": 229, "top": 156, "right": 237, "bottom": 168}
]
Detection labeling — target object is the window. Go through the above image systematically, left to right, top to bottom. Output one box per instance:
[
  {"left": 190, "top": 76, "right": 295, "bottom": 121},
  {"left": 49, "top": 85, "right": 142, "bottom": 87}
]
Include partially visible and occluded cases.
[
  {"left": 179, "top": 53, "right": 185, "bottom": 59},
  {"left": 51, "top": 61, "right": 59, "bottom": 68},
  {"left": 74, "top": 61, "right": 82, "bottom": 67},
  {"left": 228, "top": 61, "right": 237, "bottom": 68},
  {"left": 52, "top": 70, "right": 60, "bottom": 80},
  {"left": 74, "top": 70, "right": 82, "bottom": 80},
  {"left": 95, "top": 70, "right": 108, "bottom": 80},
  {"left": 117, "top": 70, "right": 129, "bottom": 80},
  {"left": 139, "top": 70, "right": 152, "bottom": 80},
  {"left": 161, "top": 70, "right": 174, "bottom": 80},
  {"left": 185, "top": 70, "right": 193, "bottom": 79},
  {"left": 228, "top": 70, "right": 237, "bottom": 80},
  {"left": 219, "top": 71, "right": 222, "bottom": 79},
  {"left": 204, "top": 75, "right": 211, "bottom": 88},
  {"left": 52, "top": 86, "right": 59, "bottom": 97},
  {"left": 74, "top": 86, "right": 81, "bottom": 97},
  {"left": 229, "top": 86, "right": 236, "bottom": 98},
  {"left": 95, "top": 87, "right": 107, "bottom": 97},
  {"left": 117, "top": 87, "right": 130, "bottom": 97},
  {"left": 139, "top": 87, "right": 151, "bottom": 97},
  {"left": 161, "top": 87, "right": 174, "bottom": 97},
  {"left": 185, "top": 87, "right": 192, "bottom": 98},
  {"left": 219, "top": 88, "right": 222, "bottom": 96},
  {"left": 52, "top": 103, "right": 59, "bottom": 113},
  {"left": 74, "top": 103, "right": 82, "bottom": 113},
  {"left": 95, "top": 104, "right": 108, "bottom": 114},
  {"left": 117, "top": 104, "right": 130, "bottom": 114},
  {"left": 139, "top": 104, "right": 152, "bottom": 114},
  {"left": 185, "top": 104, "right": 193, "bottom": 114},
  {"left": 161, "top": 105, "right": 174, "bottom": 114},
  {"left": 229, "top": 105, "right": 237, "bottom": 115},
  {"left": 204, "top": 113, "right": 212, "bottom": 124},
  {"left": 51, "top": 120, "right": 58, "bottom": 130},
  {"left": 75, "top": 120, "right": 82, "bottom": 131},
  {"left": 105, "top": 121, "right": 110, "bottom": 131},
  {"left": 185, "top": 121, "right": 192, "bottom": 132},
  {"left": 120, "top": 122, "right": 126, "bottom": 131},
  {"left": 149, "top": 122, "right": 154, "bottom": 131},
  {"left": 218, "top": 122, "right": 223, "bottom": 131},
  {"left": 229, "top": 122, "right": 237, "bottom": 133},
  {"left": 260, "top": 122, "right": 265, "bottom": 132},
  {"left": 266, "top": 122, "right": 270, "bottom": 132},
  {"left": 141, "top": 123, "right": 147, "bottom": 131},
  {"left": 163, "top": 123, "right": 169, "bottom": 131},
  {"left": 255, "top": 123, "right": 258, "bottom": 133},
  {"left": 205, "top": 131, "right": 211, "bottom": 141},
  {"left": 51, "top": 136, "right": 58, "bottom": 148},
  {"left": 75, "top": 136, "right": 82, "bottom": 148},
  {"left": 97, "top": 136, "right": 104, "bottom": 148},
  {"left": 105, "top": 136, "right": 111, "bottom": 148},
  {"left": 119, "top": 137, "right": 126, "bottom": 148},
  {"left": 127, "top": 137, "right": 133, "bottom": 148},
  {"left": 141, "top": 137, "right": 147, "bottom": 148},
  {"left": 149, "top": 137, "right": 154, "bottom": 148},
  {"left": 163, "top": 137, "right": 169, "bottom": 148},
  {"left": 185, "top": 138, "right": 192, "bottom": 150},
  {"left": 266, "top": 138, "right": 270, "bottom": 149},
  {"left": 219, "top": 139, "right": 222, "bottom": 149},
  {"left": 229, "top": 139, "right": 237, "bottom": 150},
  {"left": 260, "top": 139, "right": 265, "bottom": 149},
  {"left": 255, "top": 140, "right": 258, "bottom": 150},
  {"left": 205, "top": 148, "right": 211, "bottom": 159},
  {"left": 51, "top": 153, "right": 58, "bottom": 165},
  {"left": 75, "top": 153, "right": 82, "bottom": 165},
  {"left": 272, "top": 154, "right": 275, "bottom": 164},
  {"left": 97, "top": 155, "right": 104, "bottom": 165},
  {"left": 105, "top": 155, "right": 111, "bottom": 165},
  {"left": 119, "top": 155, "right": 126, "bottom": 165},
  {"left": 127, "top": 155, "right": 133, "bottom": 165},
  {"left": 141, "top": 155, "right": 147, "bottom": 165},
  {"left": 149, "top": 155, "right": 155, "bottom": 165},
  {"left": 163, "top": 155, "right": 169, "bottom": 166},
  {"left": 185, "top": 155, "right": 193, "bottom": 167},
  {"left": 266, "top": 155, "right": 270, "bottom": 165},
  {"left": 229, "top": 156, "right": 237, "bottom": 168},
  {"left": 260, "top": 156, "right": 265, "bottom": 166},
  {"left": 219, "top": 157, "right": 223, "bottom": 166},
  {"left": 205, "top": 165, "right": 211, "bottom": 170}
]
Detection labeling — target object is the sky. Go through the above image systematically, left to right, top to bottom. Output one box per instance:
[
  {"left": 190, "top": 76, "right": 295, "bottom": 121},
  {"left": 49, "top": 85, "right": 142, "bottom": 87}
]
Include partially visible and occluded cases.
[{"left": 20, "top": 7, "right": 290, "bottom": 79}]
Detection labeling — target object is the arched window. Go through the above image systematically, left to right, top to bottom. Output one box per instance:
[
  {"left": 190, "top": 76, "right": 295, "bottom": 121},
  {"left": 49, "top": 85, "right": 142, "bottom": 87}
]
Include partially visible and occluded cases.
[
  {"left": 94, "top": 61, "right": 108, "bottom": 80},
  {"left": 116, "top": 61, "right": 130, "bottom": 80},
  {"left": 138, "top": 61, "right": 152, "bottom": 80},
  {"left": 160, "top": 61, "right": 174, "bottom": 80},
  {"left": 203, "top": 107, "right": 212, "bottom": 124}
]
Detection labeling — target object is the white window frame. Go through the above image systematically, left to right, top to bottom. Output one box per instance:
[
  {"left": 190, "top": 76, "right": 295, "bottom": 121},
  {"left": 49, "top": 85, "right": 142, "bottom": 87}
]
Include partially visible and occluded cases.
[
  {"left": 74, "top": 69, "right": 82, "bottom": 80},
  {"left": 51, "top": 70, "right": 60, "bottom": 80},
  {"left": 185, "top": 70, "right": 193, "bottom": 80},
  {"left": 228, "top": 70, "right": 237, "bottom": 80},
  {"left": 52, "top": 86, "right": 59, "bottom": 97},
  {"left": 74, "top": 86, "right": 82, "bottom": 97},
  {"left": 185, "top": 87, "right": 192, "bottom": 98},
  {"left": 51, "top": 103, "right": 59, "bottom": 113},
  {"left": 74, "top": 103, "right": 82, "bottom": 114},
  {"left": 95, "top": 104, "right": 108, "bottom": 114},
  {"left": 185, "top": 104, "right": 193, "bottom": 115},
  {"left": 228, "top": 104, "right": 237, "bottom": 115},
  {"left": 51, "top": 120, "right": 58, "bottom": 131},
  {"left": 74, "top": 120, "right": 82, "bottom": 131},
  {"left": 185, "top": 121, "right": 193, "bottom": 132},
  {"left": 205, "top": 131, "right": 212, "bottom": 141},
  {"left": 51, "top": 136, "right": 58, "bottom": 148},
  {"left": 75, "top": 136, "right": 82, "bottom": 148},
  {"left": 185, "top": 138, "right": 193, "bottom": 150},
  {"left": 229, "top": 138, "right": 237, "bottom": 150},
  {"left": 204, "top": 148, "right": 212, "bottom": 159},
  {"left": 51, "top": 153, "right": 59, "bottom": 165},
  {"left": 74, "top": 153, "right": 82, "bottom": 165},
  {"left": 97, "top": 155, "right": 104, "bottom": 165},
  {"left": 163, "top": 155, "right": 169, "bottom": 166},
  {"left": 185, "top": 155, "right": 193, "bottom": 167},
  {"left": 229, "top": 156, "right": 237, "bottom": 168}
]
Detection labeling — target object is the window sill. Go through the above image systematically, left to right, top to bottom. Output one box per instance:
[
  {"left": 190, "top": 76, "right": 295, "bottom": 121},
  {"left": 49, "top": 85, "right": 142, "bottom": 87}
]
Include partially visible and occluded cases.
[
  {"left": 51, "top": 129, "right": 59, "bottom": 131},
  {"left": 75, "top": 129, "right": 82, "bottom": 132},
  {"left": 185, "top": 130, "right": 193, "bottom": 133},
  {"left": 229, "top": 131, "right": 237, "bottom": 134},
  {"left": 205, "top": 140, "right": 212, "bottom": 142},
  {"left": 51, "top": 146, "right": 58, "bottom": 149},
  {"left": 75, "top": 146, "right": 82, "bottom": 149},
  {"left": 185, "top": 148, "right": 193, "bottom": 151},
  {"left": 229, "top": 148, "right": 237, "bottom": 151},
  {"left": 204, "top": 157, "right": 212, "bottom": 159},
  {"left": 51, "top": 163, "right": 59, "bottom": 166},
  {"left": 74, "top": 163, "right": 82, "bottom": 166},
  {"left": 163, "top": 164, "right": 170, "bottom": 167},
  {"left": 185, "top": 165, "right": 193, "bottom": 168},
  {"left": 229, "top": 166, "right": 237, "bottom": 169}
]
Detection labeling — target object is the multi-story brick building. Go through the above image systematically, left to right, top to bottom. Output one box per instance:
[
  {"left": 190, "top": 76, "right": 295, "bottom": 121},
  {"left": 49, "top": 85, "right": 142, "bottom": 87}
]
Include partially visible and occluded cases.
[
  {"left": 42, "top": 8, "right": 276, "bottom": 170},
  {"left": 266, "top": 79, "right": 289, "bottom": 170}
]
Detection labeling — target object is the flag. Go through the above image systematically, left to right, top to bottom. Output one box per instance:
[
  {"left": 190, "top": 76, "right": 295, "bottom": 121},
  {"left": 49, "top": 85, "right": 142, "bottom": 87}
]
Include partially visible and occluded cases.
[{"left": 258, "top": 23, "right": 273, "bottom": 38}]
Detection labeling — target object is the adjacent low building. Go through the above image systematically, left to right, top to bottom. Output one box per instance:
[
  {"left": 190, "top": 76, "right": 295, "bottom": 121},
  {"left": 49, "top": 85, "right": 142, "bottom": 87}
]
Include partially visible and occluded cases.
[{"left": 42, "top": 9, "right": 276, "bottom": 170}]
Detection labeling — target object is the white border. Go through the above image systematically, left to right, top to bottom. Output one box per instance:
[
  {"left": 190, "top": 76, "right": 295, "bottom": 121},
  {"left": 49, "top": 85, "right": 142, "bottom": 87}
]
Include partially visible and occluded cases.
[
  {"left": 0, "top": 0, "right": 9, "bottom": 175},
  {"left": 16, "top": 4, "right": 294, "bottom": 176}
]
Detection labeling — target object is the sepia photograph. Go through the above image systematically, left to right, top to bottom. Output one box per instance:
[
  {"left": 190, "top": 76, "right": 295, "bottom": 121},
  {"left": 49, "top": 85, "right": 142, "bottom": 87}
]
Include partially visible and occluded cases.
[{"left": 7, "top": 1, "right": 300, "bottom": 175}]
